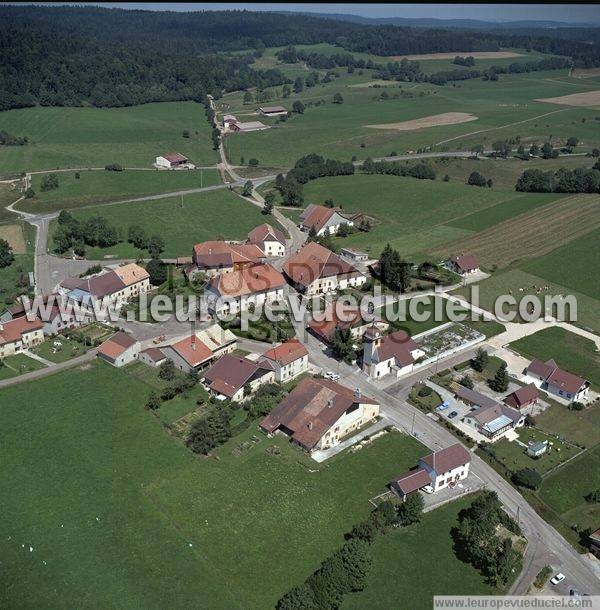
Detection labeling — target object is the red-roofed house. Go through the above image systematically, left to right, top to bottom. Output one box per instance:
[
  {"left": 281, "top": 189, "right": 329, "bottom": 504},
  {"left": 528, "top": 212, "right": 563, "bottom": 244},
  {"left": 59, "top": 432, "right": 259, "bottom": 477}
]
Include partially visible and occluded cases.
[
  {"left": 155, "top": 153, "right": 190, "bottom": 169},
  {"left": 299, "top": 204, "right": 354, "bottom": 237},
  {"left": 247, "top": 224, "right": 286, "bottom": 257},
  {"left": 191, "top": 241, "right": 265, "bottom": 278},
  {"left": 283, "top": 242, "right": 366, "bottom": 295},
  {"left": 448, "top": 254, "right": 480, "bottom": 276},
  {"left": 205, "top": 264, "right": 286, "bottom": 315},
  {"left": 307, "top": 302, "right": 388, "bottom": 344},
  {"left": 0, "top": 316, "right": 45, "bottom": 358},
  {"left": 160, "top": 324, "right": 237, "bottom": 373},
  {"left": 362, "top": 326, "right": 425, "bottom": 379},
  {"left": 97, "top": 332, "right": 140, "bottom": 367},
  {"left": 262, "top": 338, "right": 309, "bottom": 382},
  {"left": 139, "top": 347, "right": 167, "bottom": 368},
  {"left": 202, "top": 354, "right": 275, "bottom": 402},
  {"left": 526, "top": 359, "right": 589, "bottom": 402},
  {"left": 260, "top": 377, "right": 379, "bottom": 453},
  {"left": 504, "top": 383, "right": 539, "bottom": 411}
]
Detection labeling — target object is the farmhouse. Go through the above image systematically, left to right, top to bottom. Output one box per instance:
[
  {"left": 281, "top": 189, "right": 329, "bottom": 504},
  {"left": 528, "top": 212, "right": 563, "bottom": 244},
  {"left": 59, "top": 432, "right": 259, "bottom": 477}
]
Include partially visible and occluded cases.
[
  {"left": 259, "top": 105, "right": 288, "bottom": 117},
  {"left": 222, "top": 114, "right": 238, "bottom": 129},
  {"left": 229, "top": 120, "right": 269, "bottom": 133},
  {"left": 155, "top": 152, "right": 190, "bottom": 169},
  {"left": 299, "top": 204, "right": 354, "bottom": 236},
  {"left": 247, "top": 224, "right": 286, "bottom": 257},
  {"left": 191, "top": 241, "right": 264, "bottom": 278},
  {"left": 282, "top": 242, "right": 366, "bottom": 295},
  {"left": 447, "top": 254, "right": 480, "bottom": 276},
  {"left": 59, "top": 263, "right": 150, "bottom": 311},
  {"left": 204, "top": 264, "right": 286, "bottom": 316},
  {"left": 39, "top": 293, "right": 86, "bottom": 335},
  {"left": 308, "top": 302, "right": 388, "bottom": 344},
  {"left": 0, "top": 316, "right": 44, "bottom": 359},
  {"left": 160, "top": 324, "right": 237, "bottom": 373},
  {"left": 362, "top": 326, "right": 425, "bottom": 379},
  {"left": 97, "top": 332, "right": 140, "bottom": 367},
  {"left": 262, "top": 338, "right": 309, "bottom": 382},
  {"left": 138, "top": 347, "right": 167, "bottom": 368},
  {"left": 203, "top": 354, "right": 275, "bottom": 402},
  {"left": 525, "top": 359, "right": 590, "bottom": 402},
  {"left": 260, "top": 377, "right": 379, "bottom": 452},
  {"left": 504, "top": 383, "right": 539, "bottom": 411},
  {"left": 462, "top": 402, "right": 525, "bottom": 442},
  {"left": 390, "top": 443, "right": 471, "bottom": 500}
]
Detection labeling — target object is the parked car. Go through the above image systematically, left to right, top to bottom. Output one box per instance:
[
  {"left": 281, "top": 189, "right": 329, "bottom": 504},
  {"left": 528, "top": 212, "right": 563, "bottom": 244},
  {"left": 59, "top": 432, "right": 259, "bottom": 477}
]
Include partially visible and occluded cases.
[
  {"left": 436, "top": 402, "right": 450, "bottom": 412},
  {"left": 448, "top": 411, "right": 459, "bottom": 419},
  {"left": 550, "top": 573, "right": 565, "bottom": 585}
]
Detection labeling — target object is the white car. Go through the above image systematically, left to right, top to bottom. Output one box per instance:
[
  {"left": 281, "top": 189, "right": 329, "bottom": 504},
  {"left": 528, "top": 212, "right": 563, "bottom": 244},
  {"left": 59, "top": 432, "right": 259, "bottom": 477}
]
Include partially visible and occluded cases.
[
  {"left": 325, "top": 371, "right": 335, "bottom": 379},
  {"left": 550, "top": 573, "right": 566, "bottom": 585}
]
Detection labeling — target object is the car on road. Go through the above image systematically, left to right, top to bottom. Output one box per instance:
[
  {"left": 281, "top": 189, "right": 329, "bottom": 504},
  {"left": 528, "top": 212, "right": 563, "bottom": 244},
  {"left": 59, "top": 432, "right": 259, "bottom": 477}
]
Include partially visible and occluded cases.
[
  {"left": 325, "top": 372, "right": 340, "bottom": 381},
  {"left": 436, "top": 402, "right": 450, "bottom": 412},
  {"left": 448, "top": 411, "right": 459, "bottom": 419},
  {"left": 550, "top": 573, "right": 566, "bottom": 585}
]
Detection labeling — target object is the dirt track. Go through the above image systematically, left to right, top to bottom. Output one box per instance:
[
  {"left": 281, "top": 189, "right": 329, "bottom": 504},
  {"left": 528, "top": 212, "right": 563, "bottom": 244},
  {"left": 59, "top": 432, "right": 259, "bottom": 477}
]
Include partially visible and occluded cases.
[
  {"left": 535, "top": 90, "right": 600, "bottom": 107},
  {"left": 365, "top": 112, "right": 478, "bottom": 132}
]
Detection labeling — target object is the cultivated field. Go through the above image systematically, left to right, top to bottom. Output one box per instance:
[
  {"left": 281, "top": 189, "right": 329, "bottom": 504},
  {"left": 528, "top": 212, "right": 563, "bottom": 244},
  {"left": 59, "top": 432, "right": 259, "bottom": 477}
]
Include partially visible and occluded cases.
[
  {"left": 536, "top": 90, "right": 600, "bottom": 107},
  {"left": 0, "top": 101, "right": 218, "bottom": 175},
  {"left": 365, "top": 112, "right": 478, "bottom": 131},
  {"left": 18, "top": 168, "right": 221, "bottom": 213},
  {"left": 48, "top": 188, "right": 268, "bottom": 259},
  {"left": 430, "top": 194, "right": 600, "bottom": 267},
  {"left": 0, "top": 224, "right": 26, "bottom": 253},
  {"left": 0, "top": 362, "right": 426, "bottom": 608}
]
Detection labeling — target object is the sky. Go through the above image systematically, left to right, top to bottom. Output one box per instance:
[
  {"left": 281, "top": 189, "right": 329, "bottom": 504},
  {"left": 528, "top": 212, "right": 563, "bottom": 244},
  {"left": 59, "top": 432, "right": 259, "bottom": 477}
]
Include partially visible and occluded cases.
[{"left": 19, "top": 3, "right": 600, "bottom": 25}]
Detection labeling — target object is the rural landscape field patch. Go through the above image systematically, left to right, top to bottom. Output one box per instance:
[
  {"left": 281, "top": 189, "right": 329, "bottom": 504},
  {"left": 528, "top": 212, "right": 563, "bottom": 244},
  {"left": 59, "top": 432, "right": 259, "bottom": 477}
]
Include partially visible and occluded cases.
[
  {"left": 535, "top": 90, "right": 600, "bottom": 107},
  {"left": 365, "top": 112, "right": 478, "bottom": 131},
  {"left": 0, "top": 224, "right": 26, "bottom": 253}
]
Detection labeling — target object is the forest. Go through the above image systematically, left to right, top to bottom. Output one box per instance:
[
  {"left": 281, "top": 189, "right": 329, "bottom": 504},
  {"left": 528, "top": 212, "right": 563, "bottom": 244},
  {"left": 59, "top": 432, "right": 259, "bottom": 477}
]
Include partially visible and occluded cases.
[{"left": 1, "top": 5, "right": 600, "bottom": 111}]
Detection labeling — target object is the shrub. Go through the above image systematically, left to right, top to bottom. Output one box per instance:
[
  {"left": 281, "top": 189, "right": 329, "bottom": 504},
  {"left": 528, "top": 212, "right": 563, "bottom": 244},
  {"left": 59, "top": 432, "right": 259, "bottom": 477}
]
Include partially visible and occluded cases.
[{"left": 512, "top": 468, "right": 542, "bottom": 490}]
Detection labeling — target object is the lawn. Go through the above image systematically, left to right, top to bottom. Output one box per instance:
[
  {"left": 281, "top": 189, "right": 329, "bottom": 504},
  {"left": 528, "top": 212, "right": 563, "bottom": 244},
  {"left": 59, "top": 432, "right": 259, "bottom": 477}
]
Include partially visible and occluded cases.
[
  {"left": 0, "top": 102, "right": 218, "bottom": 174},
  {"left": 18, "top": 168, "right": 221, "bottom": 213},
  {"left": 48, "top": 188, "right": 267, "bottom": 259},
  {"left": 0, "top": 220, "right": 35, "bottom": 309},
  {"left": 510, "top": 326, "right": 600, "bottom": 390},
  {"left": 32, "top": 336, "right": 89, "bottom": 363},
  {"left": 0, "top": 353, "right": 46, "bottom": 380},
  {"left": 0, "top": 362, "right": 427, "bottom": 608},
  {"left": 536, "top": 401, "right": 600, "bottom": 449},
  {"left": 491, "top": 428, "right": 581, "bottom": 476},
  {"left": 538, "top": 444, "right": 600, "bottom": 531},
  {"left": 342, "top": 495, "right": 505, "bottom": 609}
]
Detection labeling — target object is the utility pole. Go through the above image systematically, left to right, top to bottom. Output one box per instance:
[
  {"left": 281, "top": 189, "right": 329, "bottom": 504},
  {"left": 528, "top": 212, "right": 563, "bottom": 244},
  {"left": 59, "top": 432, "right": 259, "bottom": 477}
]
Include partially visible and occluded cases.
[{"left": 411, "top": 411, "right": 415, "bottom": 436}]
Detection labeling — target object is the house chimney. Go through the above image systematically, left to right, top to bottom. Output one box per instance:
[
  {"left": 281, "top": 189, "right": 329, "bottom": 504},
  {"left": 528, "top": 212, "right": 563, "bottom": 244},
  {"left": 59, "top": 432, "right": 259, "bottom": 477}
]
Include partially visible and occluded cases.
[
  {"left": 354, "top": 388, "right": 361, "bottom": 401},
  {"left": 327, "top": 398, "right": 333, "bottom": 409},
  {"left": 308, "top": 421, "right": 313, "bottom": 430}
]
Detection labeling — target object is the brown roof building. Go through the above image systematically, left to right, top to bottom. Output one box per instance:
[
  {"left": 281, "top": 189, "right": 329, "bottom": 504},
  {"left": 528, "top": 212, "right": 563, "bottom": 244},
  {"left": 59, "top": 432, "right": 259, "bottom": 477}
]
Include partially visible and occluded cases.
[
  {"left": 298, "top": 205, "right": 354, "bottom": 236},
  {"left": 247, "top": 224, "right": 286, "bottom": 257},
  {"left": 191, "top": 241, "right": 264, "bottom": 276},
  {"left": 282, "top": 242, "right": 365, "bottom": 295},
  {"left": 449, "top": 254, "right": 480, "bottom": 275},
  {"left": 307, "top": 302, "right": 386, "bottom": 344},
  {"left": 0, "top": 316, "right": 44, "bottom": 349},
  {"left": 362, "top": 327, "right": 424, "bottom": 379},
  {"left": 97, "top": 332, "right": 139, "bottom": 367},
  {"left": 263, "top": 338, "right": 308, "bottom": 367},
  {"left": 203, "top": 354, "right": 275, "bottom": 401},
  {"left": 526, "top": 359, "right": 589, "bottom": 402},
  {"left": 260, "top": 377, "right": 379, "bottom": 452},
  {"left": 504, "top": 383, "right": 539, "bottom": 410}
]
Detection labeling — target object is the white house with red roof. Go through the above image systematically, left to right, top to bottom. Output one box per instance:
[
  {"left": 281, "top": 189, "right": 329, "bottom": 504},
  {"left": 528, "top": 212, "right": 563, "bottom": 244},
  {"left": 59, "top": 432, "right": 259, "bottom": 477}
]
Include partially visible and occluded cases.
[
  {"left": 155, "top": 152, "right": 194, "bottom": 169},
  {"left": 299, "top": 204, "right": 354, "bottom": 236},
  {"left": 247, "top": 224, "right": 286, "bottom": 257},
  {"left": 191, "top": 241, "right": 265, "bottom": 278},
  {"left": 447, "top": 254, "right": 480, "bottom": 276},
  {"left": 0, "top": 316, "right": 45, "bottom": 358},
  {"left": 362, "top": 326, "right": 425, "bottom": 379},
  {"left": 97, "top": 332, "right": 140, "bottom": 367},
  {"left": 262, "top": 338, "right": 309, "bottom": 382},
  {"left": 525, "top": 358, "right": 590, "bottom": 402},
  {"left": 390, "top": 443, "right": 471, "bottom": 500}
]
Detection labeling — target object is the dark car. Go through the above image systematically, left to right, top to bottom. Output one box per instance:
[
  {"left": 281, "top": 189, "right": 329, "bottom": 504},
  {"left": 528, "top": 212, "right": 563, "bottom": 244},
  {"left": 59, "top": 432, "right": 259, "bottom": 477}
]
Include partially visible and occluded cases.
[{"left": 448, "top": 411, "right": 459, "bottom": 419}]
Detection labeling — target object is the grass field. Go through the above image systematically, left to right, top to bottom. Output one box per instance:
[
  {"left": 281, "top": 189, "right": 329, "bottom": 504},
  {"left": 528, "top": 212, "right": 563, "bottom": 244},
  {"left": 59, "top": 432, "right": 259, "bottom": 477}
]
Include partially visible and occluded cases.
[
  {"left": 221, "top": 61, "right": 600, "bottom": 167},
  {"left": 0, "top": 102, "right": 218, "bottom": 174},
  {"left": 17, "top": 168, "right": 220, "bottom": 213},
  {"left": 281, "top": 173, "right": 567, "bottom": 258},
  {"left": 48, "top": 188, "right": 266, "bottom": 259},
  {"left": 0, "top": 221, "right": 35, "bottom": 309},
  {"left": 510, "top": 326, "right": 600, "bottom": 390},
  {"left": 32, "top": 336, "right": 90, "bottom": 363},
  {"left": 0, "top": 353, "right": 45, "bottom": 380},
  {"left": 0, "top": 362, "right": 427, "bottom": 608},
  {"left": 536, "top": 400, "right": 600, "bottom": 449},
  {"left": 538, "top": 444, "right": 600, "bottom": 532},
  {"left": 342, "top": 495, "right": 505, "bottom": 609}
]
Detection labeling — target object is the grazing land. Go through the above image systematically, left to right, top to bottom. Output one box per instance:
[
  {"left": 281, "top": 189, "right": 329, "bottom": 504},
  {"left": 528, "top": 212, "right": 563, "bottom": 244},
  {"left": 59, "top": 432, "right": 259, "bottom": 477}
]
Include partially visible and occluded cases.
[
  {"left": 390, "top": 51, "right": 524, "bottom": 61},
  {"left": 535, "top": 90, "right": 600, "bottom": 107},
  {"left": 0, "top": 102, "right": 218, "bottom": 175},
  {"left": 365, "top": 112, "right": 478, "bottom": 131},
  {"left": 18, "top": 168, "right": 220, "bottom": 213},
  {"left": 48, "top": 189, "right": 265, "bottom": 259},
  {"left": 0, "top": 221, "right": 35, "bottom": 309},
  {"left": 0, "top": 224, "right": 26, "bottom": 253},
  {"left": 510, "top": 327, "right": 600, "bottom": 390},
  {"left": 0, "top": 353, "right": 45, "bottom": 380},
  {"left": 0, "top": 362, "right": 427, "bottom": 608},
  {"left": 342, "top": 495, "right": 505, "bottom": 609}
]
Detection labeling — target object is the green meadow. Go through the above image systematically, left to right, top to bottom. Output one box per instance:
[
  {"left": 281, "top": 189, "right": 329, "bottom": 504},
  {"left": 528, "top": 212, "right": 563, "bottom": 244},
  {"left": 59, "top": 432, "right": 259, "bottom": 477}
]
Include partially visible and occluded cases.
[
  {"left": 0, "top": 101, "right": 218, "bottom": 174},
  {"left": 18, "top": 168, "right": 221, "bottom": 213},
  {"left": 49, "top": 188, "right": 266, "bottom": 259},
  {"left": 0, "top": 362, "right": 426, "bottom": 608}
]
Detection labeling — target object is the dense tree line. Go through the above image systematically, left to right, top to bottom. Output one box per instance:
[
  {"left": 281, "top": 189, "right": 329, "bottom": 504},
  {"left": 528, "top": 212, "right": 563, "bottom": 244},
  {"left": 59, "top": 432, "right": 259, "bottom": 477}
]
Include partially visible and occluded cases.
[
  {"left": 362, "top": 158, "right": 436, "bottom": 180},
  {"left": 515, "top": 165, "right": 600, "bottom": 193}
]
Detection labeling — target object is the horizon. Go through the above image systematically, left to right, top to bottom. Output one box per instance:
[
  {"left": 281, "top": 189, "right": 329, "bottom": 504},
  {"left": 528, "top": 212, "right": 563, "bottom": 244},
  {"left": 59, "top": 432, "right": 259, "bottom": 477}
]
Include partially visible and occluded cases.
[{"left": 6, "top": 3, "right": 600, "bottom": 25}]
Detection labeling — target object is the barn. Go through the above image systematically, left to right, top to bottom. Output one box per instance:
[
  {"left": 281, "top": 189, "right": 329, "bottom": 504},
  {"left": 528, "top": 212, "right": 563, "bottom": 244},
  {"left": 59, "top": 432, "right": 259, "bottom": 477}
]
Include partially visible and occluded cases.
[{"left": 155, "top": 152, "right": 189, "bottom": 169}]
